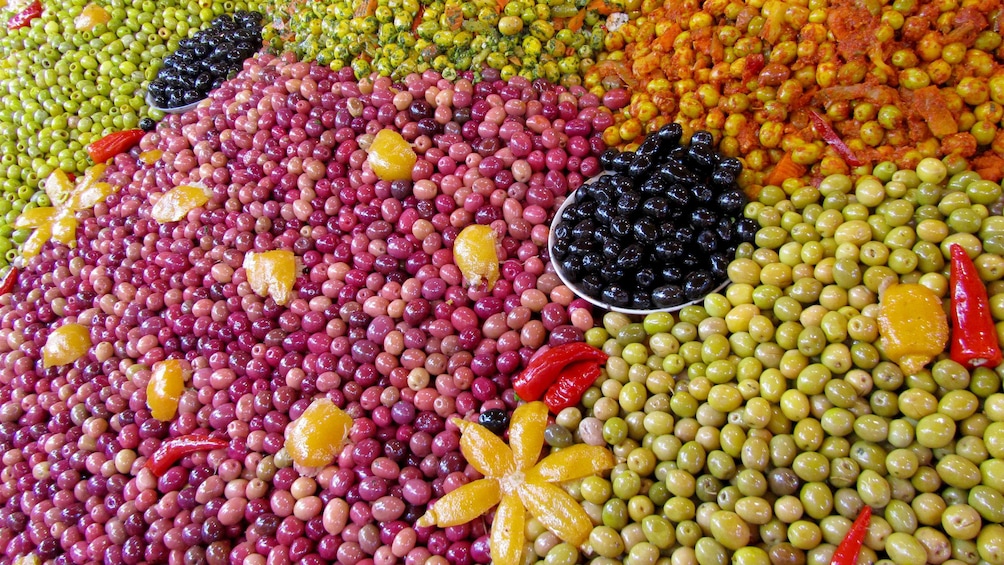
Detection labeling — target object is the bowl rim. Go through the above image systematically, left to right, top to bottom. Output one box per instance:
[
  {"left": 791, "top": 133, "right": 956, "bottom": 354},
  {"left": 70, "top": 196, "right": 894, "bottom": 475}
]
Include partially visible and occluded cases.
[
  {"left": 146, "top": 91, "right": 207, "bottom": 115},
  {"left": 547, "top": 172, "right": 729, "bottom": 315}
]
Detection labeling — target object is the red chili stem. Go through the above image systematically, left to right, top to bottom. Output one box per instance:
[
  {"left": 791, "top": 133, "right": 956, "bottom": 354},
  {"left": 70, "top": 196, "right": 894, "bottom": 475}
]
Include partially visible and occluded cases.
[
  {"left": 7, "top": 1, "right": 42, "bottom": 30},
  {"left": 808, "top": 110, "right": 863, "bottom": 167},
  {"left": 86, "top": 129, "right": 146, "bottom": 164},
  {"left": 950, "top": 244, "right": 1003, "bottom": 369},
  {"left": 0, "top": 267, "right": 18, "bottom": 296},
  {"left": 512, "top": 342, "right": 607, "bottom": 401},
  {"left": 543, "top": 361, "right": 602, "bottom": 413},
  {"left": 145, "top": 434, "right": 229, "bottom": 477},
  {"left": 830, "top": 505, "right": 871, "bottom": 565}
]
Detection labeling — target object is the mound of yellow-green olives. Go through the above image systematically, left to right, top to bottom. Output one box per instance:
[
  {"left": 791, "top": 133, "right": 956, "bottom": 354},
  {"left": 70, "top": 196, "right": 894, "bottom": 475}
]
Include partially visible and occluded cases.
[
  {"left": 0, "top": 0, "right": 262, "bottom": 269},
  {"left": 276, "top": 0, "right": 606, "bottom": 82},
  {"left": 534, "top": 156, "right": 1004, "bottom": 565}
]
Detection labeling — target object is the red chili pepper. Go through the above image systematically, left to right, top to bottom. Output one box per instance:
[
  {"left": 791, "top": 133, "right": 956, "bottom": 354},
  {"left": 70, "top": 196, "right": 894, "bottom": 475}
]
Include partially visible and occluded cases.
[
  {"left": 7, "top": 1, "right": 42, "bottom": 30},
  {"left": 411, "top": 5, "right": 424, "bottom": 32},
  {"left": 808, "top": 110, "right": 864, "bottom": 167},
  {"left": 86, "top": 129, "right": 145, "bottom": 164},
  {"left": 950, "top": 244, "right": 1003, "bottom": 369},
  {"left": 0, "top": 267, "right": 18, "bottom": 296},
  {"left": 512, "top": 342, "right": 607, "bottom": 401},
  {"left": 543, "top": 361, "right": 602, "bottom": 413},
  {"left": 145, "top": 434, "right": 229, "bottom": 477},
  {"left": 830, "top": 505, "right": 871, "bottom": 565}
]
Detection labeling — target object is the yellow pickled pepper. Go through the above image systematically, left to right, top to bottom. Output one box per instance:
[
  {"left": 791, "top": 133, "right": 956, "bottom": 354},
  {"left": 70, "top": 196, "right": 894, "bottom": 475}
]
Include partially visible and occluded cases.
[
  {"left": 877, "top": 283, "right": 949, "bottom": 375},
  {"left": 147, "top": 359, "right": 188, "bottom": 421}
]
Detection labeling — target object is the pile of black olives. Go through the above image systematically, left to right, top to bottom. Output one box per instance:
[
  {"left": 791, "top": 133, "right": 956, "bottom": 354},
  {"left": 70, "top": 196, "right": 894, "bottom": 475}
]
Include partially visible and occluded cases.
[
  {"left": 147, "top": 11, "right": 263, "bottom": 109},
  {"left": 551, "top": 124, "right": 755, "bottom": 310}
]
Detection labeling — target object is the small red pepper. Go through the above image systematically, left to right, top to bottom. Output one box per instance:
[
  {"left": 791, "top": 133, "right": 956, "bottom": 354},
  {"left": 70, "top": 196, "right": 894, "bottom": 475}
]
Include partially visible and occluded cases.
[
  {"left": 7, "top": 1, "right": 42, "bottom": 30},
  {"left": 808, "top": 110, "right": 864, "bottom": 167},
  {"left": 86, "top": 129, "right": 146, "bottom": 164},
  {"left": 950, "top": 244, "right": 1003, "bottom": 369},
  {"left": 0, "top": 267, "right": 18, "bottom": 296},
  {"left": 512, "top": 342, "right": 608, "bottom": 401},
  {"left": 543, "top": 361, "right": 602, "bottom": 413},
  {"left": 145, "top": 434, "right": 229, "bottom": 477},
  {"left": 830, "top": 505, "right": 871, "bottom": 565}
]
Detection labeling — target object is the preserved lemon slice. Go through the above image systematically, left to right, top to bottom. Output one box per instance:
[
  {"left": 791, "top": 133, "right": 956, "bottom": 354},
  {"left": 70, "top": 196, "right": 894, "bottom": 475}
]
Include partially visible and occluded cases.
[
  {"left": 367, "top": 129, "right": 416, "bottom": 181},
  {"left": 151, "top": 184, "right": 212, "bottom": 223},
  {"left": 454, "top": 224, "right": 500, "bottom": 290},
  {"left": 243, "top": 250, "right": 296, "bottom": 306},
  {"left": 877, "top": 283, "right": 949, "bottom": 375},
  {"left": 43, "top": 323, "right": 92, "bottom": 368},
  {"left": 285, "top": 399, "right": 354, "bottom": 468}
]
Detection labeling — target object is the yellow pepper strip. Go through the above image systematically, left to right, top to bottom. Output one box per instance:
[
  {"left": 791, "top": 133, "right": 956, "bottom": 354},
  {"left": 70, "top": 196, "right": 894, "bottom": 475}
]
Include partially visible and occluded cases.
[
  {"left": 139, "top": 149, "right": 163, "bottom": 165},
  {"left": 44, "top": 169, "right": 75, "bottom": 207},
  {"left": 69, "top": 181, "right": 114, "bottom": 210},
  {"left": 14, "top": 206, "right": 56, "bottom": 230},
  {"left": 50, "top": 212, "right": 78, "bottom": 246},
  {"left": 20, "top": 226, "right": 51, "bottom": 260},
  {"left": 243, "top": 250, "right": 297, "bottom": 306},
  {"left": 877, "top": 283, "right": 949, "bottom": 375},
  {"left": 42, "top": 323, "right": 92, "bottom": 368},
  {"left": 147, "top": 359, "right": 187, "bottom": 422},
  {"left": 508, "top": 401, "right": 548, "bottom": 471},
  {"left": 453, "top": 417, "right": 516, "bottom": 478},
  {"left": 525, "top": 445, "right": 616, "bottom": 483},
  {"left": 519, "top": 478, "right": 594, "bottom": 547},
  {"left": 418, "top": 479, "right": 502, "bottom": 528},
  {"left": 490, "top": 493, "right": 526, "bottom": 565}
]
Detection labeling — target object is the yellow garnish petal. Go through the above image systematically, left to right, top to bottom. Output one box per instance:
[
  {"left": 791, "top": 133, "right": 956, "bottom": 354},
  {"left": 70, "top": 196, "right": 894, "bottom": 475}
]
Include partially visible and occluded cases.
[
  {"left": 74, "top": 2, "right": 111, "bottom": 30},
  {"left": 367, "top": 129, "right": 416, "bottom": 181},
  {"left": 139, "top": 149, "right": 163, "bottom": 165},
  {"left": 44, "top": 169, "right": 75, "bottom": 207},
  {"left": 69, "top": 182, "right": 114, "bottom": 210},
  {"left": 151, "top": 184, "right": 212, "bottom": 223},
  {"left": 14, "top": 206, "right": 56, "bottom": 229},
  {"left": 50, "top": 212, "right": 78, "bottom": 246},
  {"left": 454, "top": 224, "right": 500, "bottom": 290},
  {"left": 20, "top": 225, "right": 52, "bottom": 260},
  {"left": 243, "top": 249, "right": 297, "bottom": 306},
  {"left": 42, "top": 323, "right": 92, "bottom": 368},
  {"left": 147, "top": 359, "right": 187, "bottom": 422},
  {"left": 508, "top": 401, "right": 548, "bottom": 471},
  {"left": 454, "top": 417, "right": 516, "bottom": 478},
  {"left": 525, "top": 445, "right": 616, "bottom": 483},
  {"left": 419, "top": 478, "right": 503, "bottom": 528},
  {"left": 519, "top": 479, "right": 594, "bottom": 547},
  {"left": 490, "top": 493, "right": 526, "bottom": 565}
]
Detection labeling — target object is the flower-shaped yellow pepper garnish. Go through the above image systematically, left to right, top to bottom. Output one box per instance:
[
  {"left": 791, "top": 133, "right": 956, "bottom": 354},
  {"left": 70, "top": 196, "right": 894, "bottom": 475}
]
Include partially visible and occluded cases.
[
  {"left": 15, "top": 165, "right": 114, "bottom": 260},
  {"left": 243, "top": 250, "right": 297, "bottom": 306},
  {"left": 419, "top": 402, "right": 615, "bottom": 565}
]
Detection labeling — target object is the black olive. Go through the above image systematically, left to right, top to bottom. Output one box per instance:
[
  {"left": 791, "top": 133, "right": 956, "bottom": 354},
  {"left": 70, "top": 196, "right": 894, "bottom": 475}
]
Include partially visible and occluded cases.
[
  {"left": 178, "top": 38, "right": 198, "bottom": 50},
  {"left": 209, "top": 61, "right": 231, "bottom": 76},
  {"left": 194, "top": 73, "right": 214, "bottom": 93},
  {"left": 212, "top": 78, "right": 226, "bottom": 90},
  {"left": 147, "top": 79, "right": 168, "bottom": 95},
  {"left": 182, "top": 90, "right": 202, "bottom": 104},
  {"left": 139, "top": 117, "right": 156, "bottom": 132},
  {"left": 657, "top": 123, "right": 683, "bottom": 145},
  {"left": 690, "top": 131, "right": 714, "bottom": 146},
  {"left": 636, "top": 134, "right": 664, "bottom": 157},
  {"left": 687, "top": 145, "right": 717, "bottom": 170},
  {"left": 600, "top": 149, "right": 619, "bottom": 170},
  {"left": 611, "top": 151, "right": 634, "bottom": 172},
  {"left": 628, "top": 154, "right": 654, "bottom": 178},
  {"left": 718, "top": 157, "right": 742, "bottom": 176},
  {"left": 657, "top": 160, "right": 699, "bottom": 184},
  {"left": 711, "top": 168, "right": 737, "bottom": 187},
  {"left": 639, "top": 176, "right": 668, "bottom": 196},
  {"left": 665, "top": 183, "right": 691, "bottom": 208},
  {"left": 691, "top": 184, "right": 713, "bottom": 203},
  {"left": 717, "top": 189, "right": 746, "bottom": 213},
  {"left": 616, "top": 192, "right": 642, "bottom": 216},
  {"left": 641, "top": 197, "right": 670, "bottom": 219},
  {"left": 593, "top": 202, "right": 616, "bottom": 225},
  {"left": 690, "top": 207, "right": 716, "bottom": 229},
  {"left": 610, "top": 216, "right": 632, "bottom": 239},
  {"left": 632, "top": 217, "right": 660, "bottom": 244},
  {"left": 735, "top": 217, "right": 759, "bottom": 242},
  {"left": 571, "top": 219, "right": 597, "bottom": 240},
  {"left": 659, "top": 220, "right": 679, "bottom": 240},
  {"left": 715, "top": 221, "right": 735, "bottom": 243},
  {"left": 553, "top": 222, "right": 571, "bottom": 242},
  {"left": 674, "top": 225, "right": 695, "bottom": 244},
  {"left": 593, "top": 227, "right": 613, "bottom": 245},
  {"left": 696, "top": 230, "right": 719, "bottom": 252},
  {"left": 568, "top": 239, "right": 596, "bottom": 256},
  {"left": 601, "top": 239, "right": 622, "bottom": 261},
  {"left": 654, "top": 239, "right": 683, "bottom": 261},
  {"left": 552, "top": 241, "right": 570, "bottom": 261},
  {"left": 617, "top": 244, "right": 644, "bottom": 270},
  {"left": 582, "top": 252, "right": 603, "bottom": 271},
  {"left": 709, "top": 253, "right": 730, "bottom": 279},
  {"left": 681, "top": 254, "right": 700, "bottom": 268},
  {"left": 560, "top": 257, "right": 584, "bottom": 280},
  {"left": 599, "top": 263, "right": 626, "bottom": 282},
  {"left": 660, "top": 264, "right": 684, "bottom": 283},
  {"left": 636, "top": 267, "right": 657, "bottom": 289},
  {"left": 684, "top": 270, "right": 716, "bottom": 299},
  {"left": 580, "top": 275, "right": 603, "bottom": 296},
  {"left": 652, "top": 284, "right": 684, "bottom": 308},
  {"left": 602, "top": 285, "right": 630, "bottom": 307},
  {"left": 630, "top": 291, "right": 652, "bottom": 309}
]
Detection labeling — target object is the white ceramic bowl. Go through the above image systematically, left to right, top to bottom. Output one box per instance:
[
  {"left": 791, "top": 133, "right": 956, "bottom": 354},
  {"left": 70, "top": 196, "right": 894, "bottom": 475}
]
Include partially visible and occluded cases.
[{"left": 548, "top": 174, "right": 729, "bottom": 315}]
